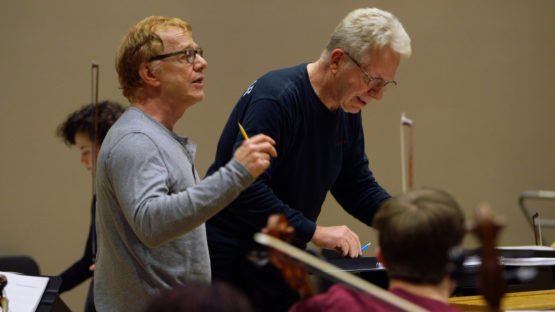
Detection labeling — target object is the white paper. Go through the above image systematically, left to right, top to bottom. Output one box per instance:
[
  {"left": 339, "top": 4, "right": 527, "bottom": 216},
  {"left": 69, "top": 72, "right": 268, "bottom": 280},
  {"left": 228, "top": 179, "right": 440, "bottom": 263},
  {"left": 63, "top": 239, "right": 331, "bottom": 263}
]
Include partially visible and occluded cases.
[{"left": 0, "top": 271, "right": 49, "bottom": 312}]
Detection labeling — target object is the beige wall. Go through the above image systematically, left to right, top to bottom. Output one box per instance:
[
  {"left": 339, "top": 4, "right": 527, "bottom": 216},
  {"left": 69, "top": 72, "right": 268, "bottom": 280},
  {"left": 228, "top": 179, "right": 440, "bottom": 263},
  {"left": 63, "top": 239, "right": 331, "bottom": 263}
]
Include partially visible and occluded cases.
[{"left": 1, "top": 0, "right": 553, "bottom": 310}]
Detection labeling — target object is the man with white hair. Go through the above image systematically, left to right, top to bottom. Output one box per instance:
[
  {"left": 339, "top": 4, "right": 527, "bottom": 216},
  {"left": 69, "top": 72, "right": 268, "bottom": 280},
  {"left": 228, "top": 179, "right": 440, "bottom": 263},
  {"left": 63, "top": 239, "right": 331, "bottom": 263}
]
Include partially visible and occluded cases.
[{"left": 205, "top": 7, "right": 412, "bottom": 312}]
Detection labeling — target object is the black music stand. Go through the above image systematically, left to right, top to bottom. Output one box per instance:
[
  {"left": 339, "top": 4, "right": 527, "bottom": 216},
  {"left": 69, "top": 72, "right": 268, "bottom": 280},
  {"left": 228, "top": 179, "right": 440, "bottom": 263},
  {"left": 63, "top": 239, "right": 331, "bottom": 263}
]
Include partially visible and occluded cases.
[
  {"left": 322, "top": 249, "right": 555, "bottom": 296},
  {"left": 0, "top": 255, "right": 70, "bottom": 311},
  {"left": 37, "top": 276, "right": 70, "bottom": 312}
]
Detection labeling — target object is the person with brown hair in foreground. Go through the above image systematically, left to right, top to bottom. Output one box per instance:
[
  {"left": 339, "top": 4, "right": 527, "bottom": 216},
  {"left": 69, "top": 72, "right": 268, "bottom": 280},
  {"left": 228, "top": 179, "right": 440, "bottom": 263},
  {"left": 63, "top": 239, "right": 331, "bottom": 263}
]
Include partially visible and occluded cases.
[{"left": 289, "top": 188, "right": 465, "bottom": 312}]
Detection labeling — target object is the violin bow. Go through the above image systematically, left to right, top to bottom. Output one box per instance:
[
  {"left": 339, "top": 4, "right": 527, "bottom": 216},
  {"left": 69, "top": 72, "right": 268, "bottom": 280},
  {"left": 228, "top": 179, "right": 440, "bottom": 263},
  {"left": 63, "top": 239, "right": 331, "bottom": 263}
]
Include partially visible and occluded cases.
[
  {"left": 90, "top": 63, "right": 99, "bottom": 264},
  {"left": 91, "top": 63, "right": 99, "bottom": 196},
  {"left": 400, "top": 113, "right": 414, "bottom": 193},
  {"left": 254, "top": 232, "right": 428, "bottom": 312}
]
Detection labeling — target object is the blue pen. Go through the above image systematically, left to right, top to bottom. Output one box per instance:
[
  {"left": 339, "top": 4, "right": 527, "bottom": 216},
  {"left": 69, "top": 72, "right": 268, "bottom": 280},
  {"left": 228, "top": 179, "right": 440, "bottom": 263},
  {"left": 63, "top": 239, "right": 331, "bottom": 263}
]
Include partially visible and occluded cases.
[{"left": 361, "top": 242, "right": 371, "bottom": 252}]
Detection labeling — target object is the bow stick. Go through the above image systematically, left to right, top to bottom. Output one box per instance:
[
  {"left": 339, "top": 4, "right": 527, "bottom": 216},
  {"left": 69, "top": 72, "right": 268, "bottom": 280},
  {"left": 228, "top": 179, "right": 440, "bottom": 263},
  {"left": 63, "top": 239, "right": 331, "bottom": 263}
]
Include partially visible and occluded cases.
[
  {"left": 90, "top": 63, "right": 99, "bottom": 264},
  {"left": 91, "top": 63, "right": 99, "bottom": 194},
  {"left": 400, "top": 113, "right": 414, "bottom": 193},
  {"left": 254, "top": 231, "right": 428, "bottom": 312}
]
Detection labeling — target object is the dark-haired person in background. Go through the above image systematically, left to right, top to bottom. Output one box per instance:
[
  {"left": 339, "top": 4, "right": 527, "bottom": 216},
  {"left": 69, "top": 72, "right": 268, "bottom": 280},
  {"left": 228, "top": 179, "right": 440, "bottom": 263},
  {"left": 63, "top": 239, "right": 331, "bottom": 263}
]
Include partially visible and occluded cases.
[
  {"left": 56, "top": 101, "right": 125, "bottom": 312},
  {"left": 289, "top": 188, "right": 465, "bottom": 312}
]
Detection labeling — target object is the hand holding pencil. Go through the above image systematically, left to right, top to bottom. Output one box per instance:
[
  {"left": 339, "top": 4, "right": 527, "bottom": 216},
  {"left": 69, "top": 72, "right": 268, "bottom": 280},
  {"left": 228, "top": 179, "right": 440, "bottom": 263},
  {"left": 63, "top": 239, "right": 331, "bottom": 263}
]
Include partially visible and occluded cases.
[
  {"left": 233, "top": 123, "right": 277, "bottom": 178},
  {"left": 311, "top": 224, "right": 363, "bottom": 258}
]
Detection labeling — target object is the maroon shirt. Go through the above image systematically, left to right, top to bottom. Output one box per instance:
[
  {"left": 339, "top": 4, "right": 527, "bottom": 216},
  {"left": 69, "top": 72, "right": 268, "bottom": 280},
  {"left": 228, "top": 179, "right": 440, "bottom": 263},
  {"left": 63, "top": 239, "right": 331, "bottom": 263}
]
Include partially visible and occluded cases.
[{"left": 289, "top": 284, "right": 463, "bottom": 312}]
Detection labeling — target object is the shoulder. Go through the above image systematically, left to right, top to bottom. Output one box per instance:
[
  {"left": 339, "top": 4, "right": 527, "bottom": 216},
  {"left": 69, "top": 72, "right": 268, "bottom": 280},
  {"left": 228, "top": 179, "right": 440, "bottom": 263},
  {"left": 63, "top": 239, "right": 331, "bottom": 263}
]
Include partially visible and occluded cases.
[
  {"left": 247, "top": 63, "right": 309, "bottom": 99},
  {"left": 104, "top": 108, "right": 174, "bottom": 152},
  {"left": 100, "top": 118, "right": 169, "bottom": 166},
  {"left": 289, "top": 284, "right": 389, "bottom": 312},
  {"left": 391, "top": 288, "right": 463, "bottom": 312}
]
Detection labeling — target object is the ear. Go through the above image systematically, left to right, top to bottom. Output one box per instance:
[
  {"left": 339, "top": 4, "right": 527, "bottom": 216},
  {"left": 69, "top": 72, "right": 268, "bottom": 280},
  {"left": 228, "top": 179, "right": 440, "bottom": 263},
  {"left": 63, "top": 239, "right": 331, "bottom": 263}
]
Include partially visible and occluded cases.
[
  {"left": 328, "top": 48, "right": 345, "bottom": 74},
  {"left": 138, "top": 62, "right": 160, "bottom": 88},
  {"left": 375, "top": 247, "right": 387, "bottom": 269}
]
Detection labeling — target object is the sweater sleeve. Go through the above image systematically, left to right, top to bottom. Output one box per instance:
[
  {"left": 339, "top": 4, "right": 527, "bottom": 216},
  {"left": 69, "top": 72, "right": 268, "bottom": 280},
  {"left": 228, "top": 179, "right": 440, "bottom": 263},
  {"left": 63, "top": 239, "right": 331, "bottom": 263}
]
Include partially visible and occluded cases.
[
  {"left": 330, "top": 116, "right": 391, "bottom": 226},
  {"left": 105, "top": 133, "right": 255, "bottom": 248}
]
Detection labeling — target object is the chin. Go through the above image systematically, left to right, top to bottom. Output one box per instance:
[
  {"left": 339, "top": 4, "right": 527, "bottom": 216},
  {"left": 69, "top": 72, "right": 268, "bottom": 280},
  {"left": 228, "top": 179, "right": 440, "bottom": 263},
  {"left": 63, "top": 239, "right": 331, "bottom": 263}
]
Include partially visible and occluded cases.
[
  {"left": 193, "top": 92, "right": 205, "bottom": 102},
  {"left": 341, "top": 100, "right": 363, "bottom": 114},
  {"left": 343, "top": 106, "right": 361, "bottom": 114}
]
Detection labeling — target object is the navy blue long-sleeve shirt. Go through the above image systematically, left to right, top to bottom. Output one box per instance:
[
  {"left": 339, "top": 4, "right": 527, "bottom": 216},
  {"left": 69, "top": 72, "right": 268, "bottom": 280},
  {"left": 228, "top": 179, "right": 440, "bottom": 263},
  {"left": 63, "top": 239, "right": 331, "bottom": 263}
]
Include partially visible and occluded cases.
[{"left": 206, "top": 63, "right": 390, "bottom": 249}]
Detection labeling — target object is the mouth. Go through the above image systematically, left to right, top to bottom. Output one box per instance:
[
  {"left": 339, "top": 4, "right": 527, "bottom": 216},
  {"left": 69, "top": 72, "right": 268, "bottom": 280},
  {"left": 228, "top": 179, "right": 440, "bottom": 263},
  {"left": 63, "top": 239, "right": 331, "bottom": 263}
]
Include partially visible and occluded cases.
[
  {"left": 192, "top": 77, "right": 204, "bottom": 85},
  {"left": 356, "top": 96, "right": 367, "bottom": 106}
]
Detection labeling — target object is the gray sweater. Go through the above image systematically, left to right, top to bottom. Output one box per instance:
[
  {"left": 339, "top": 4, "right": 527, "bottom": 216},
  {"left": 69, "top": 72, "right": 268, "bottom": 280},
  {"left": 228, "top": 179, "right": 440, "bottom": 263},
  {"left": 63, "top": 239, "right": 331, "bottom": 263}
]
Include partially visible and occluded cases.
[{"left": 94, "top": 107, "right": 253, "bottom": 311}]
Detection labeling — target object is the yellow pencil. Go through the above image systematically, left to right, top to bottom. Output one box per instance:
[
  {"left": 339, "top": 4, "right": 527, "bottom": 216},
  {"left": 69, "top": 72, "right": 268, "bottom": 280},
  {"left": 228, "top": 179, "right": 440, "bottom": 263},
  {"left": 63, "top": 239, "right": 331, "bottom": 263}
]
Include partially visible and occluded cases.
[{"left": 238, "top": 122, "right": 249, "bottom": 140}]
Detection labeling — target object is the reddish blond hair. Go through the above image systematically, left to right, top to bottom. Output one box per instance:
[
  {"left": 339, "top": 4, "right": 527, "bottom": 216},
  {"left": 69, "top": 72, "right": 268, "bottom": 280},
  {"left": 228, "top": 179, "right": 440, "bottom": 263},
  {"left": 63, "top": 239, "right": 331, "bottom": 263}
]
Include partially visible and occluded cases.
[{"left": 116, "top": 16, "right": 192, "bottom": 101}]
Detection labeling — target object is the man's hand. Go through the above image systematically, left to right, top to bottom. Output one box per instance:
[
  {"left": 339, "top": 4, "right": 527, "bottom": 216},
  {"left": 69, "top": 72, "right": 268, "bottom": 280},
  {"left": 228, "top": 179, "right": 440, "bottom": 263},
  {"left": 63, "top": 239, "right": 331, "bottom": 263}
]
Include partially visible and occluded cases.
[
  {"left": 234, "top": 134, "right": 277, "bottom": 178},
  {"left": 311, "top": 225, "right": 362, "bottom": 258}
]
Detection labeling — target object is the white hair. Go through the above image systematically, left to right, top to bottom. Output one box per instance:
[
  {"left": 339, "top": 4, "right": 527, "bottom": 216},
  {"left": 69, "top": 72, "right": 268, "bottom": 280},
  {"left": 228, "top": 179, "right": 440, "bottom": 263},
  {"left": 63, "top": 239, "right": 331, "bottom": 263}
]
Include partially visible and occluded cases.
[{"left": 320, "top": 8, "right": 411, "bottom": 64}]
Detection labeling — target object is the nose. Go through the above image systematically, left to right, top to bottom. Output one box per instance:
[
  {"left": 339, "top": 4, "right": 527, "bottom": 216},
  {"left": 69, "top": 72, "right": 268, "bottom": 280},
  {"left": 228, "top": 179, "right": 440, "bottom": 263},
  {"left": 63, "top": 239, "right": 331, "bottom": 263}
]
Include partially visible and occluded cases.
[
  {"left": 193, "top": 54, "right": 207, "bottom": 71},
  {"left": 369, "top": 86, "right": 384, "bottom": 100},
  {"left": 81, "top": 154, "right": 92, "bottom": 172}
]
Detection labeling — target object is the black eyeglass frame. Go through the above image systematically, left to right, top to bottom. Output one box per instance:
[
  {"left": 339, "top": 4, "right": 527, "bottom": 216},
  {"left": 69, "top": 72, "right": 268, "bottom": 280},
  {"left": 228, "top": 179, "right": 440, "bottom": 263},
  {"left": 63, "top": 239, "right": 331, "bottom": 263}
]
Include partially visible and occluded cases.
[
  {"left": 149, "top": 47, "right": 204, "bottom": 63},
  {"left": 343, "top": 51, "right": 397, "bottom": 92}
]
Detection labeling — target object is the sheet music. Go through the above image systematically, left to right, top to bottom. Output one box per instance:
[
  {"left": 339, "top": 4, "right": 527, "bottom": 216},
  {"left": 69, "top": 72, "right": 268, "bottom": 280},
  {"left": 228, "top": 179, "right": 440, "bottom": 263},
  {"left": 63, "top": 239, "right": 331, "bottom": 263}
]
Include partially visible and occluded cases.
[{"left": 0, "top": 271, "right": 48, "bottom": 312}]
